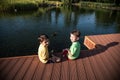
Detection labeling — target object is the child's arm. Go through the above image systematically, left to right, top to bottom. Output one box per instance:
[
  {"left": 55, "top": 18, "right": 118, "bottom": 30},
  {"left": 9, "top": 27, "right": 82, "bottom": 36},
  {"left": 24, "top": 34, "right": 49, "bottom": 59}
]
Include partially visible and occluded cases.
[
  {"left": 67, "top": 47, "right": 78, "bottom": 56},
  {"left": 66, "top": 49, "right": 73, "bottom": 56}
]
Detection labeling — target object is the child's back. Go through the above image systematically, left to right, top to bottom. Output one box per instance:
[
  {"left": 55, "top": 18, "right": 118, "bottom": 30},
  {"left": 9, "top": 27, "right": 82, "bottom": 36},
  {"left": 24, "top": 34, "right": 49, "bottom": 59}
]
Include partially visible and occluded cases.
[
  {"left": 38, "top": 34, "right": 49, "bottom": 63},
  {"left": 38, "top": 43, "right": 49, "bottom": 63}
]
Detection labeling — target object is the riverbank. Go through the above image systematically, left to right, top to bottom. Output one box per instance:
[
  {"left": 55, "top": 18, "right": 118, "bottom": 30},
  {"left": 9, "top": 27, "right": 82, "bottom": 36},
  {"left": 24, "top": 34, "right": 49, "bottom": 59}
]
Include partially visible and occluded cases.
[
  {"left": 0, "top": 0, "right": 120, "bottom": 11},
  {"left": 0, "top": 0, "right": 62, "bottom": 11},
  {"left": 75, "top": 1, "right": 120, "bottom": 10}
]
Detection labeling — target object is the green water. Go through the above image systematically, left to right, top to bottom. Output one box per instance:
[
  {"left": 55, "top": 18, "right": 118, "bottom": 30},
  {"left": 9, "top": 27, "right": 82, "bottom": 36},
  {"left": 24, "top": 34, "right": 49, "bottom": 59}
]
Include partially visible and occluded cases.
[{"left": 0, "top": 6, "right": 120, "bottom": 57}]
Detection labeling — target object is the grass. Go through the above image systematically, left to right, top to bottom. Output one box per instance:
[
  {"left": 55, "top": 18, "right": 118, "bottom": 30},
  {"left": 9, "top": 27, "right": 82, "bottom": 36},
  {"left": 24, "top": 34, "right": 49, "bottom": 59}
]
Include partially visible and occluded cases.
[
  {"left": 0, "top": 0, "right": 43, "bottom": 11},
  {"left": 0, "top": 0, "right": 63, "bottom": 11}
]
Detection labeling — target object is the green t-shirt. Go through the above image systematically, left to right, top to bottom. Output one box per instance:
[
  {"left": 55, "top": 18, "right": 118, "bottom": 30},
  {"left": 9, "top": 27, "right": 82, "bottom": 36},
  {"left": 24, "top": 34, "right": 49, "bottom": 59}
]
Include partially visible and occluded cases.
[{"left": 68, "top": 41, "right": 80, "bottom": 59}]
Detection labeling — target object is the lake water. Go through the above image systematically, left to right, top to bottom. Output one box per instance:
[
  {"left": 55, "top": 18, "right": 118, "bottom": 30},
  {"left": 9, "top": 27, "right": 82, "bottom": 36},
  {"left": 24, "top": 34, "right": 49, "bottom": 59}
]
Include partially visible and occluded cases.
[{"left": 0, "top": 6, "right": 120, "bottom": 57}]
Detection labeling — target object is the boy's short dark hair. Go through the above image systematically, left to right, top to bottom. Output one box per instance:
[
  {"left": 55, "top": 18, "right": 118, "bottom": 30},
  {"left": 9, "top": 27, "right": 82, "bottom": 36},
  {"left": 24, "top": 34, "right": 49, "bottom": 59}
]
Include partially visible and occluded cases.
[
  {"left": 71, "top": 30, "right": 81, "bottom": 37},
  {"left": 38, "top": 34, "right": 49, "bottom": 43}
]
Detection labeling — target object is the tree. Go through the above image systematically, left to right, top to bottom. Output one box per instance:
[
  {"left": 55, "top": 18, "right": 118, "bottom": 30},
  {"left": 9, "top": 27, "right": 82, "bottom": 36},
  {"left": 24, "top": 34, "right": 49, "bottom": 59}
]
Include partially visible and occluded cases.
[{"left": 114, "top": 0, "right": 119, "bottom": 6}]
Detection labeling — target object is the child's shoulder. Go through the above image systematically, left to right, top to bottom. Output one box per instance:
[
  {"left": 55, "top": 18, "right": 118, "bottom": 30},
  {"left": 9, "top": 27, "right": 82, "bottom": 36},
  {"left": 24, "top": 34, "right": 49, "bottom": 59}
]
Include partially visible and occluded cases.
[
  {"left": 72, "top": 41, "right": 80, "bottom": 46},
  {"left": 74, "top": 41, "right": 80, "bottom": 46},
  {"left": 74, "top": 41, "right": 80, "bottom": 44},
  {"left": 39, "top": 44, "right": 45, "bottom": 49}
]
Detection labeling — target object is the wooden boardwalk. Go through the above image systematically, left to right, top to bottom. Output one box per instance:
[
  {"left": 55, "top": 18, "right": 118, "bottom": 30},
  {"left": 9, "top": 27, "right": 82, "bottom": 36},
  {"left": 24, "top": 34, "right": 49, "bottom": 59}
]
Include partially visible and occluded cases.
[{"left": 0, "top": 33, "right": 120, "bottom": 80}]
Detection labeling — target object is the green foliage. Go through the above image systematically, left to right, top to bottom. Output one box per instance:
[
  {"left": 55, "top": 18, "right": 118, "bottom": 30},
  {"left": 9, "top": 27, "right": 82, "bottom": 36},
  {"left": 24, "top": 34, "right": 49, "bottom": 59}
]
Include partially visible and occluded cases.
[
  {"left": 0, "top": 0, "right": 43, "bottom": 11},
  {"left": 61, "top": 0, "right": 72, "bottom": 4}
]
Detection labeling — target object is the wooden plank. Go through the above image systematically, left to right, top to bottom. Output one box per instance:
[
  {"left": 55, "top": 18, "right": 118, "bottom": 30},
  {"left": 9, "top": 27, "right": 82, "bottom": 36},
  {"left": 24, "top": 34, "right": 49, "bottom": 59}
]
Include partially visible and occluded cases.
[
  {"left": 86, "top": 34, "right": 120, "bottom": 47},
  {"left": 87, "top": 34, "right": 120, "bottom": 79},
  {"left": 95, "top": 34, "right": 120, "bottom": 64},
  {"left": 98, "top": 34, "right": 120, "bottom": 79},
  {"left": 99, "top": 34, "right": 120, "bottom": 62},
  {"left": 99, "top": 34, "right": 117, "bottom": 44},
  {"left": 103, "top": 34, "right": 120, "bottom": 56},
  {"left": 105, "top": 34, "right": 120, "bottom": 42},
  {"left": 87, "top": 35, "right": 118, "bottom": 79},
  {"left": 96, "top": 44, "right": 116, "bottom": 78},
  {"left": 110, "top": 45, "right": 120, "bottom": 57},
  {"left": 108, "top": 46, "right": 120, "bottom": 64},
  {"left": 111, "top": 46, "right": 120, "bottom": 63},
  {"left": 80, "top": 48, "right": 117, "bottom": 80},
  {"left": 105, "top": 50, "right": 120, "bottom": 79},
  {"left": 88, "top": 52, "right": 105, "bottom": 80},
  {"left": 99, "top": 52, "right": 118, "bottom": 80},
  {"left": 82, "top": 53, "right": 96, "bottom": 80},
  {"left": 94, "top": 53, "right": 112, "bottom": 80},
  {"left": 76, "top": 55, "right": 87, "bottom": 80},
  {"left": 5, "top": 57, "right": 26, "bottom": 80},
  {"left": 13, "top": 57, "right": 34, "bottom": 80},
  {"left": 22, "top": 57, "right": 39, "bottom": 80},
  {"left": 0, "top": 58, "right": 18, "bottom": 80},
  {"left": 0, "top": 59, "right": 10, "bottom": 72},
  {"left": 0, "top": 59, "right": 4, "bottom": 64},
  {"left": 32, "top": 60, "right": 46, "bottom": 80},
  {"left": 69, "top": 60, "right": 78, "bottom": 80},
  {"left": 60, "top": 61, "right": 69, "bottom": 80},
  {"left": 41, "top": 63, "right": 54, "bottom": 80},
  {"left": 50, "top": 63, "right": 61, "bottom": 80}
]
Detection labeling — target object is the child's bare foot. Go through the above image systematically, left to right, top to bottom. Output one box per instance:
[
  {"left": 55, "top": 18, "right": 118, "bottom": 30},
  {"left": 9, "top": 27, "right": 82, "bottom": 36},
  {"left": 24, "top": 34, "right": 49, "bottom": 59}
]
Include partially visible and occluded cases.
[{"left": 55, "top": 58, "right": 61, "bottom": 62}]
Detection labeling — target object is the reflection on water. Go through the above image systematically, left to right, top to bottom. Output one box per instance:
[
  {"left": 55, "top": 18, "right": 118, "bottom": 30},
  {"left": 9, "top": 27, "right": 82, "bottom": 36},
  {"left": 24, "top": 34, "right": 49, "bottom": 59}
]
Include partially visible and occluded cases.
[{"left": 0, "top": 6, "right": 120, "bottom": 57}]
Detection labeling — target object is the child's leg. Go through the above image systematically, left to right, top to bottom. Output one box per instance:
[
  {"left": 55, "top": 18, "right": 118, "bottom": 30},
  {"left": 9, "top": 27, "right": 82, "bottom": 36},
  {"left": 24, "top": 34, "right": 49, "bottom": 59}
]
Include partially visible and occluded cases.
[
  {"left": 62, "top": 50, "right": 69, "bottom": 61},
  {"left": 49, "top": 55, "right": 61, "bottom": 63},
  {"left": 48, "top": 57, "right": 56, "bottom": 63}
]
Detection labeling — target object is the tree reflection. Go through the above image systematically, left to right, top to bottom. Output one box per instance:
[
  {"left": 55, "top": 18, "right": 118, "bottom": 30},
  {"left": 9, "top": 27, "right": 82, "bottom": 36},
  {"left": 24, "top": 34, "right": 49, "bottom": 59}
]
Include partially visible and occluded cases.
[
  {"left": 95, "top": 9, "right": 120, "bottom": 32},
  {"left": 95, "top": 10, "right": 113, "bottom": 26},
  {"left": 115, "top": 11, "right": 120, "bottom": 32}
]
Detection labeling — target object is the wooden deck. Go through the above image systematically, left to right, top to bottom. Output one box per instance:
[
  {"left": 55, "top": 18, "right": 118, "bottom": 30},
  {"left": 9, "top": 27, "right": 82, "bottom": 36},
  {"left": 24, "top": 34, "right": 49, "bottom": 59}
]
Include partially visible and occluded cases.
[{"left": 0, "top": 33, "right": 120, "bottom": 80}]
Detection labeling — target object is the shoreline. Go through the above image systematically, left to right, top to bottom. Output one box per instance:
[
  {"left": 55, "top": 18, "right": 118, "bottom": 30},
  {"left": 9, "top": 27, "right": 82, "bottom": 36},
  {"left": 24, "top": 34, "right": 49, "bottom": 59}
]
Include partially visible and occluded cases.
[{"left": 0, "top": 1, "right": 120, "bottom": 11}]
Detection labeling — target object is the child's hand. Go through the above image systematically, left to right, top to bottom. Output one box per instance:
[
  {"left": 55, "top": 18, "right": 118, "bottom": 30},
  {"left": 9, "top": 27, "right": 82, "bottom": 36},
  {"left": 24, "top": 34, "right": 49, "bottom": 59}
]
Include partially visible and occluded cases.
[
  {"left": 62, "top": 48, "right": 68, "bottom": 56},
  {"left": 63, "top": 48, "right": 71, "bottom": 55},
  {"left": 62, "top": 49, "right": 66, "bottom": 52},
  {"left": 66, "top": 49, "right": 72, "bottom": 56}
]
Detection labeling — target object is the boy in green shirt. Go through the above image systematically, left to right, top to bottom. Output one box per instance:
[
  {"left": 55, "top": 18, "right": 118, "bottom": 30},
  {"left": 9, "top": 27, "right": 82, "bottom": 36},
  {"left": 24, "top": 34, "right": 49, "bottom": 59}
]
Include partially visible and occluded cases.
[{"left": 63, "top": 30, "right": 81, "bottom": 60}]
